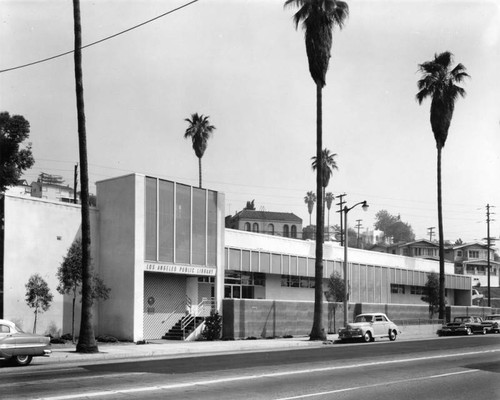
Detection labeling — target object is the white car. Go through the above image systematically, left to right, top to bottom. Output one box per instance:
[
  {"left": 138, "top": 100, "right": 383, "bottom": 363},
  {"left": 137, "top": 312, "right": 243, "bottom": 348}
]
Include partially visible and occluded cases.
[
  {"left": 338, "top": 313, "right": 400, "bottom": 342},
  {"left": 0, "top": 319, "right": 51, "bottom": 366}
]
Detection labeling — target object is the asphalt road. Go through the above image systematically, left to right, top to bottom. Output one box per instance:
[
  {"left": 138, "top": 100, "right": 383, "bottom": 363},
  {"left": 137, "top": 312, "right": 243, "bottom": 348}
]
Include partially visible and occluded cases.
[{"left": 2, "top": 336, "right": 499, "bottom": 400}]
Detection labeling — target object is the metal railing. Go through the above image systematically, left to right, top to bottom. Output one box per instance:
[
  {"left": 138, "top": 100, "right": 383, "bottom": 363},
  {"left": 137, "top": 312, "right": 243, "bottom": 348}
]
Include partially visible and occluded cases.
[
  {"left": 161, "top": 294, "right": 191, "bottom": 330},
  {"left": 180, "top": 297, "right": 216, "bottom": 339}
]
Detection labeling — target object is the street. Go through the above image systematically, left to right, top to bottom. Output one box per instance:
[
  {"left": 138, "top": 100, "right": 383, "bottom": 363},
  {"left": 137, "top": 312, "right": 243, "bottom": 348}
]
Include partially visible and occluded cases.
[{"left": 1, "top": 335, "right": 499, "bottom": 399}]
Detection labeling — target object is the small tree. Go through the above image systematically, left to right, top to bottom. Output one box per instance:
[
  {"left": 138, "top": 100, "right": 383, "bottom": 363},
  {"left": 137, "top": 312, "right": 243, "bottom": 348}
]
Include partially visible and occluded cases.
[
  {"left": 57, "top": 239, "right": 110, "bottom": 341},
  {"left": 327, "top": 271, "right": 346, "bottom": 331},
  {"left": 421, "top": 272, "right": 439, "bottom": 318},
  {"left": 25, "top": 274, "right": 53, "bottom": 334},
  {"left": 202, "top": 310, "right": 222, "bottom": 341}
]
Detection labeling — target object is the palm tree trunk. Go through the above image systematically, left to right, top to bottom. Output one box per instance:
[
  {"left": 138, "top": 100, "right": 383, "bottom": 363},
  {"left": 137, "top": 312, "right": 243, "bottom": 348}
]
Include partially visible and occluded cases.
[
  {"left": 73, "top": 0, "right": 98, "bottom": 353},
  {"left": 311, "top": 83, "right": 326, "bottom": 341},
  {"left": 437, "top": 146, "right": 445, "bottom": 320},
  {"left": 198, "top": 157, "right": 202, "bottom": 188},
  {"left": 72, "top": 295, "right": 76, "bottom": 343}
]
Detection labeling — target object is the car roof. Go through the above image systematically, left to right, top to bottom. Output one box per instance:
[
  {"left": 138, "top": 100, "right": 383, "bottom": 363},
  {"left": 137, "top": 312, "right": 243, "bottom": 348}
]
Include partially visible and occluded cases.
[
  {"left": 357, "top": 313, "right": 387, "bottom": 317},
  {"left": 0, "top": 319, "right": 15, "bottom": 326}
]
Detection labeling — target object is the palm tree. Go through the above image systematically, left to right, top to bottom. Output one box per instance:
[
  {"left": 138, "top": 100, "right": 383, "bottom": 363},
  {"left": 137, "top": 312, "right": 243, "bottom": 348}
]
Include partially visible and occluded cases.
[
  {"left": 73, "top": 0, "right": 98, "bottom": 353},
  {"left": 285, "top": 0, "right": 348, "bottom": 341},
  {"left": 416, "top": 51, "right": 469, "bottom": 320},
  {"left": 184, "top": 113, "right": 216, "bottom": 188},
  {"left": 311, "top": 148, "right": 338, "bottom": 188},
  {"left": 312, "top": 149, "right": 338, "bottom": 240},
  {"left": 304, "top": 190, "right": 316, "bottom": 226},
  {"left": 325, "top": 192, "right": 335, "bottom": 240}
]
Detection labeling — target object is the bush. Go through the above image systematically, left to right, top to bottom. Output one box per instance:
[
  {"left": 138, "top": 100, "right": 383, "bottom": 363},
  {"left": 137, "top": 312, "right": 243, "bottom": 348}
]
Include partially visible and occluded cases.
[
  {"left": 202, "top": 310, "right": 222, "bottom": 341},
  {"left": 61, "top": 333, "right": 73, "bottom": 341},
  {"left": 96, "top": 335, "right": 118, "bottom": 343}
]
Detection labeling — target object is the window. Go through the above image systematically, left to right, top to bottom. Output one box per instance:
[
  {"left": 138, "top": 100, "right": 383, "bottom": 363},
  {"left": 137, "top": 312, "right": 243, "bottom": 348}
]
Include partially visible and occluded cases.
[
  {"left": 244, "top": 222, "right": 251, "bottom": 231},
  {"left": 252, "top": 223, "right": 259, "bottom": 233},
  {"left": 268, "top": 224, "right": 275, "bottom": 235},
  {"left": 283, "top": 225, "right": 289, "bottom": 237},
  {"left": 291, "top": 225, "right": 297, "bottom": 238},
  {"left": 457, "top": 250, "right": 462, "bottom": 257},
  {"left": 468, "top": 250, "right": 479, "bottom": 258},
  {"left": 224, "top": 271, "right": 265, "bottom": 299},
  {"left": 281, "top": 275, "right": 314, "bottom": 288},
  {"left": 391, "top": 284, "right": 405, "bottom": 294},
  {"left": 410, "top": 286, "right": 425, "bottom": 295}
]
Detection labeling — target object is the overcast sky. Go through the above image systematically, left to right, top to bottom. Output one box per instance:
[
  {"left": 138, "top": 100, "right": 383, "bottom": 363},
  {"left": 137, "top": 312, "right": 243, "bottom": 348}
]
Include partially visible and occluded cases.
[{"left": 1, "top": 0, "right": 499, "bottom": 243}]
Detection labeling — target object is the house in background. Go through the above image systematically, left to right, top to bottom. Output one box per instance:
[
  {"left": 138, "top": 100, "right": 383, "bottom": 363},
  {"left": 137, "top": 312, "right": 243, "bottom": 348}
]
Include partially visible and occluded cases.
[
  {"left": 31, "top": 181, "right": 76, "bottom": 203},
  {"left": 225, "top": 206, "right": 302, "bottom": 239},
  {"left": 370, "top": 239, "right": 439, "bottom": 261},
  {"left": 445, "top": 242, "right": 500, "bottom": 287}
]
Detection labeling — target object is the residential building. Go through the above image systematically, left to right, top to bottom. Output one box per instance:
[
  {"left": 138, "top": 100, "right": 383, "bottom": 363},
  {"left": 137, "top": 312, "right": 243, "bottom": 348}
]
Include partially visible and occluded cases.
[
  {"left": 31, "top": 181, "right": 76, "bottom": 203},
  {"left": 225, "top": 209, "right": 302, "bottom": 239},
  {"left": 445, "top": 242, "right": 500, "bottom": 287}
]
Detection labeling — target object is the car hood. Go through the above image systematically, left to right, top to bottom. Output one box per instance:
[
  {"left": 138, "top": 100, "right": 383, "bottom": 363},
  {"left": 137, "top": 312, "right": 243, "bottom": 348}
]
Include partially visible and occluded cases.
[{"left": 346, "top": 322, "right": 370, "bottom": 329}]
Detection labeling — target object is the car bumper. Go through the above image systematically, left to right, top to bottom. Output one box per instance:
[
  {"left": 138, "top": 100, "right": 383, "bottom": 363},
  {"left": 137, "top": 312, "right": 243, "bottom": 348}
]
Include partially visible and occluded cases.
[{"left": 338, "top": 331, "right": 363, "bottom": 340}]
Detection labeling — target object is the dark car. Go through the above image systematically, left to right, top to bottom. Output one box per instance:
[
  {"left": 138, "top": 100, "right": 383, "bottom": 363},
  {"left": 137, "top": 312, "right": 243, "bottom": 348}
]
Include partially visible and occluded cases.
[
  {"left": 482, "top": 314, "right": 500, "bottom": 333},
  {"left": 438, "top": 315, "right": 487, "bottom": 336},
  {"left": 0, "top": 319, "right": 51, "bottom": 366}
]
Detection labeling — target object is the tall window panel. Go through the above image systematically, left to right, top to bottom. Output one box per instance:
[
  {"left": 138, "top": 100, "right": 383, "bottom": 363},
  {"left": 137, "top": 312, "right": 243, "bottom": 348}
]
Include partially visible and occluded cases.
[
  {"left": 145, "top": 177, "right": 157, "bottom": 261},
  {"left": 158, "top": 180, "right": 174, "bottom": 262},
  {"left": 175, "top": 184, "right": 191, "bottom": 264},
  {"left": 192, "top": 188, "right": 207, "bottom": 265},
  {"left": 207, "top": 190, "right": 218, "bottom": 266}
]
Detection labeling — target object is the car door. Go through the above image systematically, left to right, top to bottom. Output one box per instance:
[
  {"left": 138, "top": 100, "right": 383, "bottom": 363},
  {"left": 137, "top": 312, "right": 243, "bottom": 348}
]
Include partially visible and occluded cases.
[
  {"left": 373, "top": 315, "right": 389, "bottom": 337},
  {"left": 0, "top": 323, "right": 15, "bottom": 358}
]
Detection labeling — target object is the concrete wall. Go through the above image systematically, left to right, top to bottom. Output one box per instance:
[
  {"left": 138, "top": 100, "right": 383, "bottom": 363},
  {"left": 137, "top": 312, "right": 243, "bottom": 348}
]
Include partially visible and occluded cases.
[
  {"left": 96, "top": 174, "right": 144, "bottom": 341},
  {"left": 3, "top": 194, "right": 98, "bottom": 336},
  {"left": 221, "top": 299, "right": 482, "bottom": 339}
]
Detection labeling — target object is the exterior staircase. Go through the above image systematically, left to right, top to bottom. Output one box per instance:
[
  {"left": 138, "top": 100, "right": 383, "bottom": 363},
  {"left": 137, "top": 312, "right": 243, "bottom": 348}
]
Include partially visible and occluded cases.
[{"left": 162, "top": 315, "right": 206, "bottom": 340}]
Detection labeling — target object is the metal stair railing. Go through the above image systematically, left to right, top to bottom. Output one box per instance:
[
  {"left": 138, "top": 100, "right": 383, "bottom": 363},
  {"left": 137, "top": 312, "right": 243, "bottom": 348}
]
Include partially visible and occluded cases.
[
  {"left": 162, "top": 295, "right": 191, "bottom": 332},
  {"left": 180, "top": 297, "right": 216, "bottom": 339}
]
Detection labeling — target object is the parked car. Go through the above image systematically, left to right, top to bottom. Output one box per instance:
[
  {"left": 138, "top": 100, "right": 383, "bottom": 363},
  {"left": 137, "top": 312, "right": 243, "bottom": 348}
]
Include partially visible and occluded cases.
[
  {"left": 338, "top": 313, "right": 400, "bottom": 342},
  {"left": 438, "top": 315, "right": 487, "bottom": 336},
  {"left": 482, "top": 315, "right": 500, "bottom": 333},
  {"left": 0, "top": 319, "right": 51, "bottom": 366}
]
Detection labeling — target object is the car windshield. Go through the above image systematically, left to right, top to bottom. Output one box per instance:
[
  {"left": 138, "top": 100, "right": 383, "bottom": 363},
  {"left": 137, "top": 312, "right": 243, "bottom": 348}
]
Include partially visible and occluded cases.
[
  {"left": 355, "top": 315, "right": 373, "bottom": 323},
  {"left": 485, "top": 316, "right": 500, "bottom": 321}
]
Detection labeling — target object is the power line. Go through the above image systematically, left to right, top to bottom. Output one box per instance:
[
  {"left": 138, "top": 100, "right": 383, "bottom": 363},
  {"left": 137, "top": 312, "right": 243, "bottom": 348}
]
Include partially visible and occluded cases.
[{"left": 0, "top": 0, "right": 199, "bottom": 73}]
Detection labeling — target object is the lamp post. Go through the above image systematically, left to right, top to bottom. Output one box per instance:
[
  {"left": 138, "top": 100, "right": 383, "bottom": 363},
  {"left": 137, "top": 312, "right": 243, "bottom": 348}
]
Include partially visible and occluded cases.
[{"left": 343, "top": 200, "right": 369, "bottom": 327}]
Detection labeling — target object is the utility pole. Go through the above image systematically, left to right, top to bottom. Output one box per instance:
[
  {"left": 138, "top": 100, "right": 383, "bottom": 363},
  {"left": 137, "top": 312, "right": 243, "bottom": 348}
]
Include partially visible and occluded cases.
[
  {"left": 73, "top": 163, "right": 78, "bottom": 204},
  {"left": 336, "top": 193, "right": 347, "bottom": 245},
  {"left": 486, "top": 204, "right": 495, "bottom": 307},
  {"left": 355, "top": 219, "right": 362, "bottom": 248},
  {"left": 427, "top": 227, "right": 435, "bottom": 242}
]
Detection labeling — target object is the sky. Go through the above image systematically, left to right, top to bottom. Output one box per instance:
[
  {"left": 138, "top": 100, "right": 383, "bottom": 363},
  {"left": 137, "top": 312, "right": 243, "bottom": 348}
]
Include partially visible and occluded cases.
[{"left": 1, "top": 0, "right": 499, "bottom": 244}]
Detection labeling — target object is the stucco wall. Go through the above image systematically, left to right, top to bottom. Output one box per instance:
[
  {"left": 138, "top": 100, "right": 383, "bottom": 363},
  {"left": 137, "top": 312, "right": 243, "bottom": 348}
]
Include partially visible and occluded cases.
[
  {"left": 96, "top": 174, "right": 144, "bottom": 341},
  {"left": 3, "top": 195, "right": 98, "bottom": 336}
]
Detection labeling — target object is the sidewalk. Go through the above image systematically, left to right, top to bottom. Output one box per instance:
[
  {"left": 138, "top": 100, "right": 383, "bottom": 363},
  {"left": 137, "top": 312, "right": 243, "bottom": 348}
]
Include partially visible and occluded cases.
[{"left": 34, "top": 327, "right": 438, "bottom": 366}]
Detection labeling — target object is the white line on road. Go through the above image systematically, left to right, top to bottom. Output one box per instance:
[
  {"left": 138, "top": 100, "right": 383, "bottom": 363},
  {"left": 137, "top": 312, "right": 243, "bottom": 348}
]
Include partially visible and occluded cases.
[
  {"left": 37, "top": 349, "right": 500, "bottom": 400},
  {"left": 275, "top": 370, "right": 480, "bottom": 399}
]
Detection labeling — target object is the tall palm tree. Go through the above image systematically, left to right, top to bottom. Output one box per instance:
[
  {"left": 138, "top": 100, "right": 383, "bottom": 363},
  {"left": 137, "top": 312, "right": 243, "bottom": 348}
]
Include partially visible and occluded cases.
[
  {"left": 73, "top": 0, "right": 97, "bottom": 353},
  {"left": 286, "top": 0, "right": 348, "bottom": 340},
  {"left": 416, "top": 51, "right": 469, "bottom": 320},
  {"left": 184, "top": 113, "right": 215, "bottom": 189},
  {"left": 304, "top": 190, "right": 316, "bottom": 226},
  {"left": 325, "top": 192, "right": 335, "bottom": 240}
]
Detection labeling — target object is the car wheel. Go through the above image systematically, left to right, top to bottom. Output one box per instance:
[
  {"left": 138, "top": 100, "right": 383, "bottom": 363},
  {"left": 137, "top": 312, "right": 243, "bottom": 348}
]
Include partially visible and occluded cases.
[
  {"left": 466, "top": 327, "right": 472, "bottom": 335},
  {"left": 482, "top": 328, "right": 487, "bottom": 335},
  {"left": 389, "top": 330, "right": 397, "bottom": 341},
  {"left": 363, "top": 332, "right": 372, "bottom": 343},
  {"left": 11, "top": 355, "right": 33, "bottom": 366}
]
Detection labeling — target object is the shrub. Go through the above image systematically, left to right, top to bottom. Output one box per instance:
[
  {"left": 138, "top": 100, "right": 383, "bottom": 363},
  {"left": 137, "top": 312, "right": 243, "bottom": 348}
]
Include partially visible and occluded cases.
[{"left": 202, "top": 310, "right": 222, "bottom": 341}]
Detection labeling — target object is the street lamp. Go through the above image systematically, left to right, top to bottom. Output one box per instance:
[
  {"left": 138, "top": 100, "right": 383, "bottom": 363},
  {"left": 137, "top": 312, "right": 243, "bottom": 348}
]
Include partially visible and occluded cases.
[{"left": 343, "top": 200, "right": 369, "bottom": 327}]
